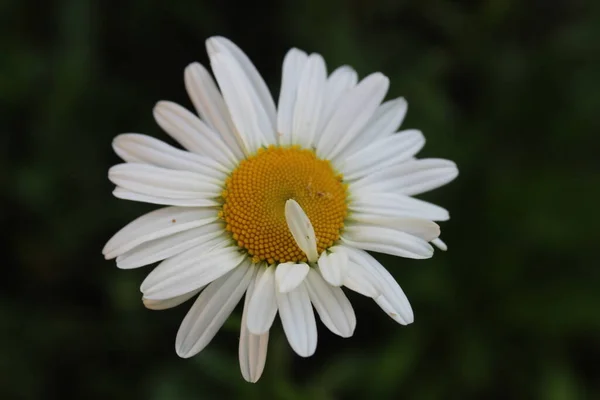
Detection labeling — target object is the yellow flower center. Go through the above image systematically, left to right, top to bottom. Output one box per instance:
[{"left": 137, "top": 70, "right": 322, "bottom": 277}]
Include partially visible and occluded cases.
[{"left": 220, "top": 146, "right": 348, "bottom": 265}]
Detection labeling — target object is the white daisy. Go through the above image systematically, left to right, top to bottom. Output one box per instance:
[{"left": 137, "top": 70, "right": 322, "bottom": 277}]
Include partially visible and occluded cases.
[{"left": 103, "top": 36, "right": 458, "bottom": 383}]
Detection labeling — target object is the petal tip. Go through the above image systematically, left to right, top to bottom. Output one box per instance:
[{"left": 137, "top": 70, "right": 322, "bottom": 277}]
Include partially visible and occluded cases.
[
  {"left": 206, "top": 36, "right": 228, "bottom": 56},
  {"left": 185, "top": 61, "right": 202, "bottom": 72},
  {"left": 175, "top": 345, "right": 194, "bottom": 359}
]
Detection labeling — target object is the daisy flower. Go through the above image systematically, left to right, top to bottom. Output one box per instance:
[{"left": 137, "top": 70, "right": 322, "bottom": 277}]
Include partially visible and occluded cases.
[{"left": 103, "top": 36, "right": 458, "bottom": 383}]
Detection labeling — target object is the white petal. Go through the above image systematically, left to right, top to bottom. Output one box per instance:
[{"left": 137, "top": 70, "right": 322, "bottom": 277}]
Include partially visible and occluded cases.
[
  {"left": 206, "top": 37, "right": 277, "bottom": 134},
  {"left": 277, "top": 48, "right": 308, "bottom": 146},
  {"left": 210, "top": 52, "right": 270, "bottom": 155},
  {"left": 292, "top": 53, "right": 326, "bottom": 148},
  {"left": 184, "top": 62, "right": 245, "bottom": 159},
  {"left": 317, "top": 66, "right": 358, "bottom": 134},
  {"left": 317, "top": 73, "right": 389, "bottom": 161},
  {"left": 343, "top": 97, "right": 408, "bottom": 158},
  {"left": 364, "top": 97, "right": 408, "bottom": 140},
  {"left": 153, "top": 101, "right": 238, "bottom": 169},
  {"left": 339, "top": 129, "right": 425, "bottom": 180},
  {"left": 112, "top": 133, "right": 230, "bottom": 178},
  {"left": 351, "top": 158, "right": 459, "bottom": 196},
  {"left": 108, "top": 163, "right": 222, "bottom": 200},
  {"left": 112, "top": 187, "right": 220, "bottom": 207},
  {"left": 349, "top": 192, "right": 449, "bottom": 221},
  {"left": 284, "top": 199, "right": 318, "bottom": 263},
  {"left": 103, "top": 206, "right": 218, "bottom": 260},
  {"left": 346, "top": 218, "right": 440, "bottom": 242},
  {"left": 116, "top": 225, "right": 226, "bottom": 269},
  {"left": 342, "top": 225, "right": 434, "bottom": 259},
  {"left": 432, "top": 238, "right": 448, "bottom": 251},
  {"left": 141, "top": 245, "right": 244, "bottom": 300},
  {"left": 342, "top": 246, "right": 413, "bottom": 324},
  {"left": 316, "top": 250, "right": 348, "bottom": 286},
  {"left": 342, "top": 261, "right": 381, "bottom": 298},
  {"left": 176, "top": 262, "right": 255, "bottom": 358},
  {"left": 275, "top": 262, "right": 310, "bottom": 293},
  {"left": 247, "top": 265, "right": 278, "bottom": 335},
  {"left": 239, "top": 266, "right": 269, "bottom": 383},
  {"left": 305, "top": 268, "right": 355, "bottom": 337},
  {"left": 276, "top": 283, "right": 317, "bottom": 357},
  {"left": 142, "top": 288, "right": 202, "bottom": 310},
  {"left": 374, "top": 296, "right": 412, "bottom": 325}
]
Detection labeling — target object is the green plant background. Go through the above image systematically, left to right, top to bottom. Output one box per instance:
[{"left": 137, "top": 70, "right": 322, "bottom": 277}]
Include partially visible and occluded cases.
[{"left": 2, "top": 0, "right": 598, "bottom": 399}]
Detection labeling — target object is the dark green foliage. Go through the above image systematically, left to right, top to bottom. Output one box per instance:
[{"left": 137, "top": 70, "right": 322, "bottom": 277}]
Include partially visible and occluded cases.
[{"left": 2, "top": 0, "right": 599, "bottom": 398}]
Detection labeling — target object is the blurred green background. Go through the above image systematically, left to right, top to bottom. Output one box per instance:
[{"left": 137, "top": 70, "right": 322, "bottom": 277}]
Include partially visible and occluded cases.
[{"left": 2, "top": 0, "right": 599, "bottom": 399}]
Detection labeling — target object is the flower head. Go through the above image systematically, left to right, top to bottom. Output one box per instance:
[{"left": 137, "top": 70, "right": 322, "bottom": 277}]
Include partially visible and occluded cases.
[{"left": 103, "top": 36, "right": 458, "bottom": 382}]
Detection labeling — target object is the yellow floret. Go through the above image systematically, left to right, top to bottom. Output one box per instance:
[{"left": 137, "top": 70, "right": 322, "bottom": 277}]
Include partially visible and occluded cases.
[{"left": 221, "top": 146, "right": 347, "bottom": 264}]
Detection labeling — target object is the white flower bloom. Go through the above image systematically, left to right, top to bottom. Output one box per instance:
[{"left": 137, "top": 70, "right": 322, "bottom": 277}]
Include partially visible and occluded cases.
[{"left": 103, "top": 36, "right": 458, "bottom": 383}]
